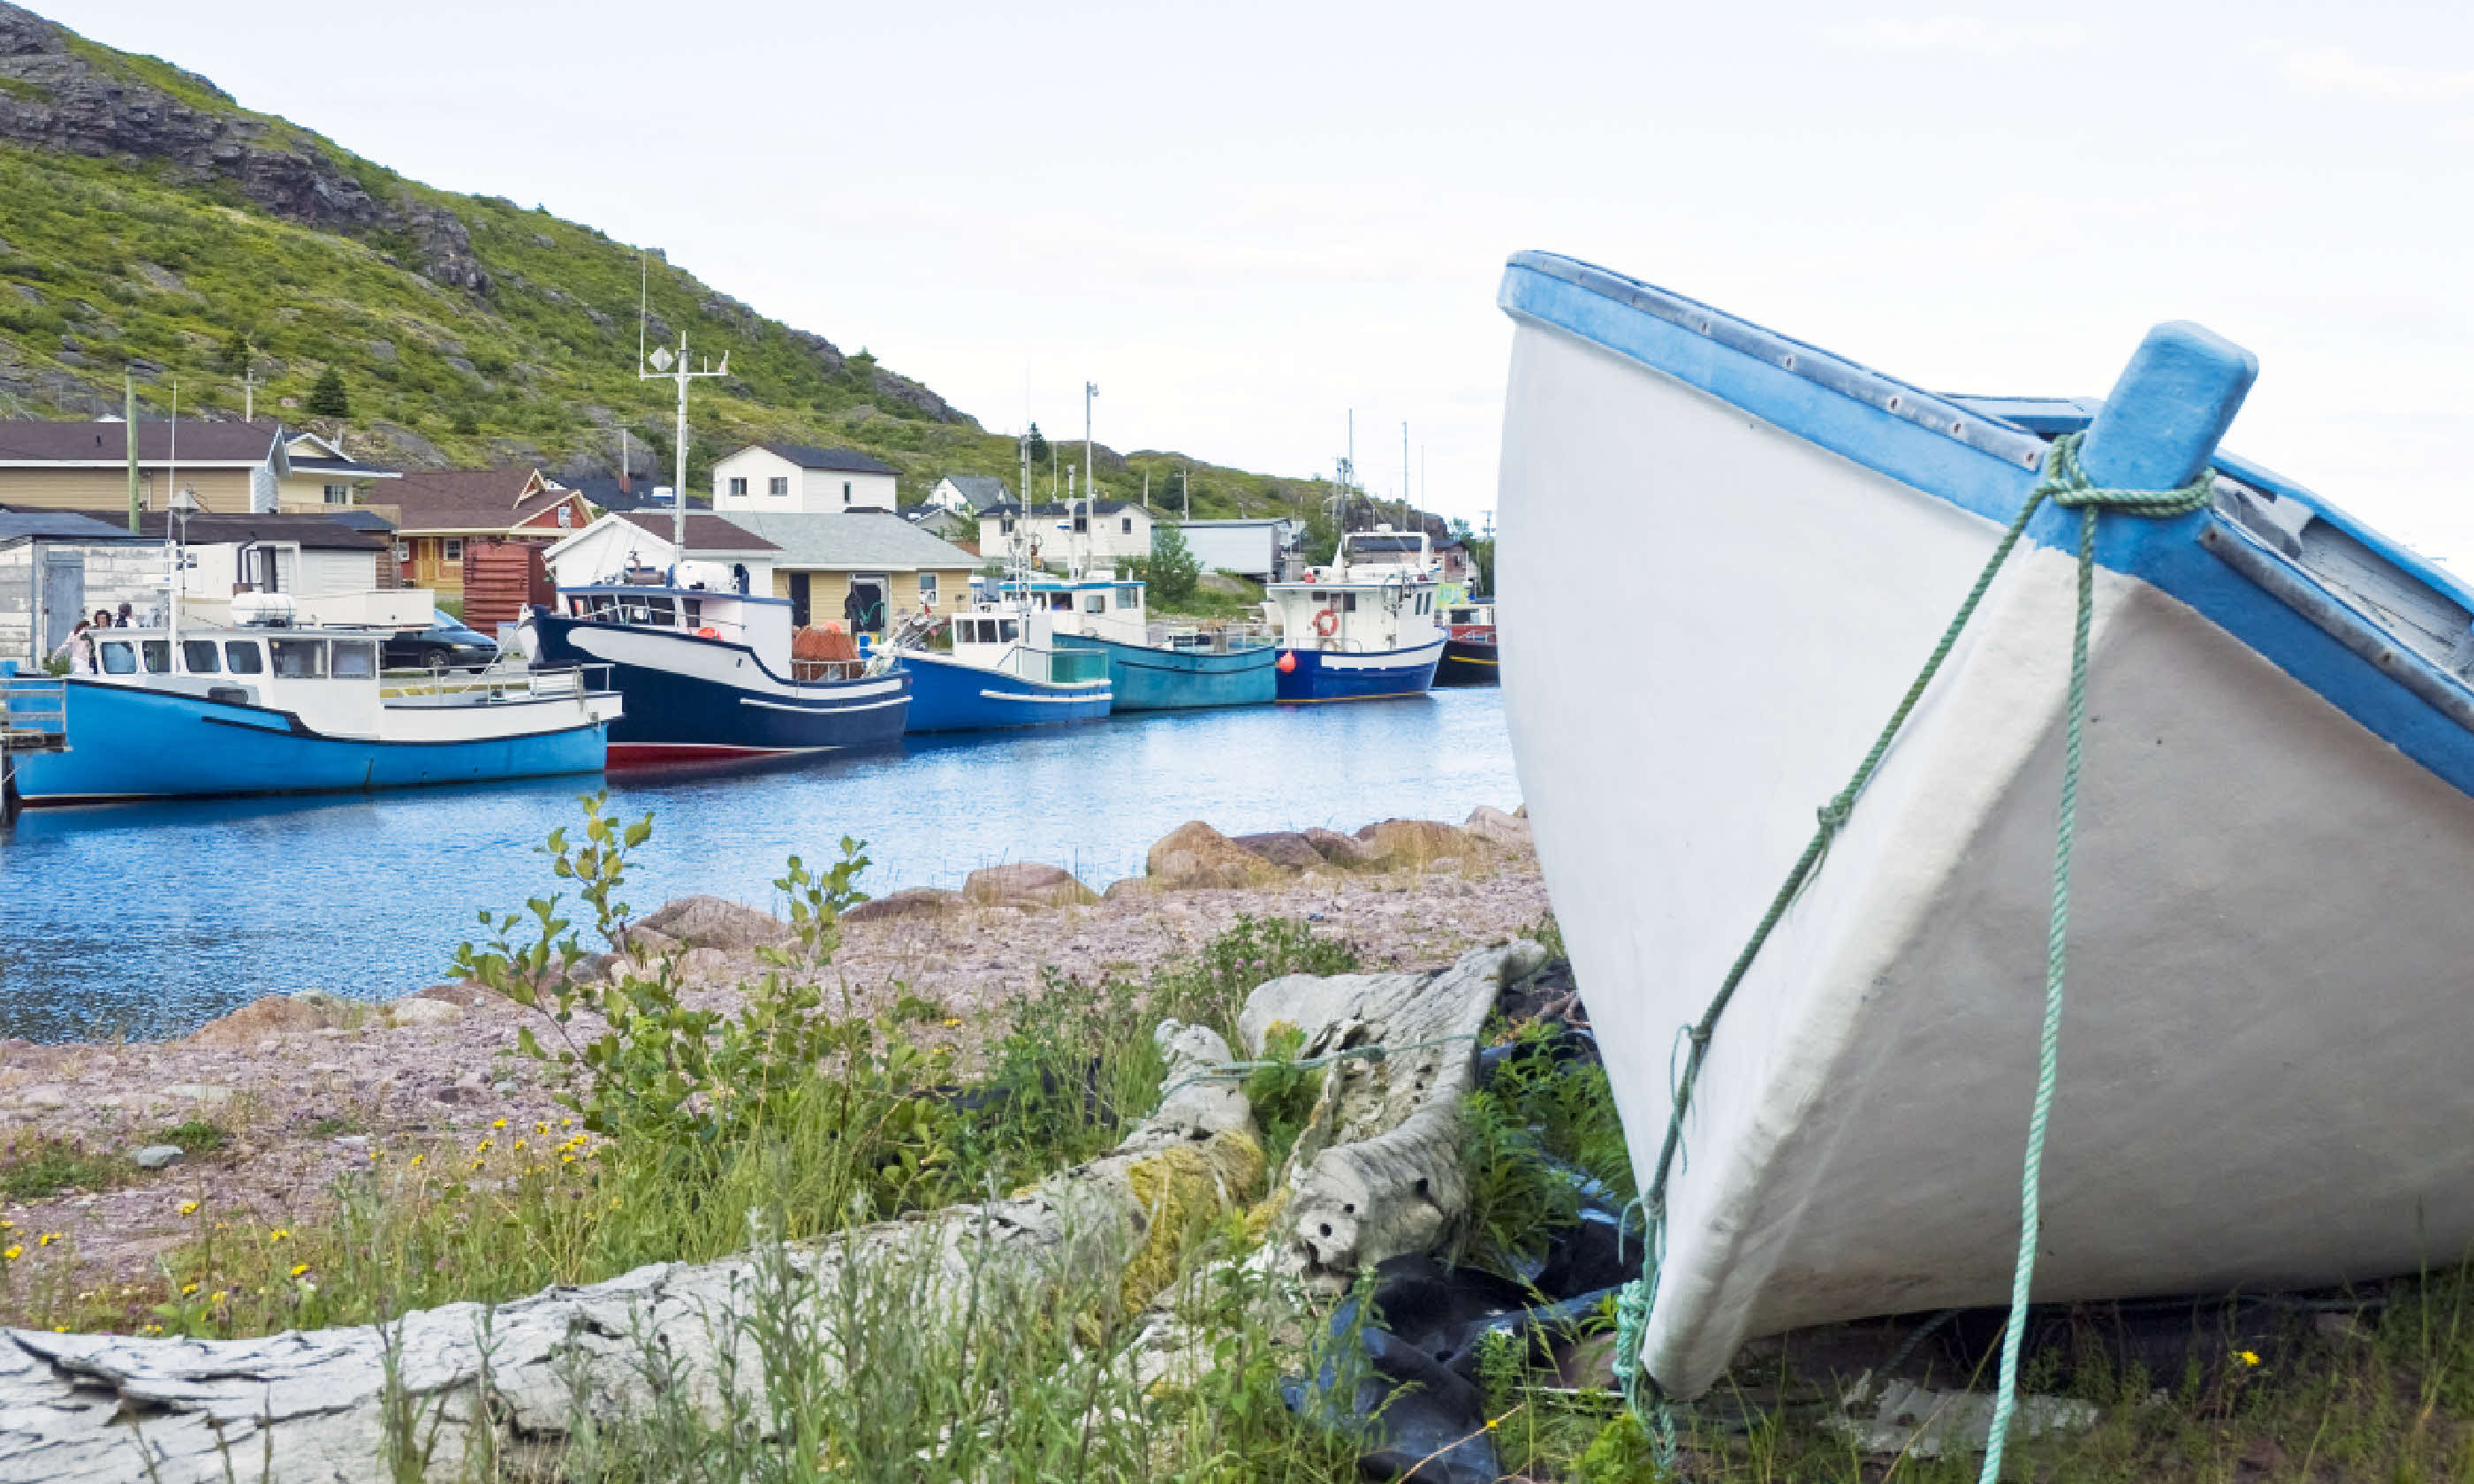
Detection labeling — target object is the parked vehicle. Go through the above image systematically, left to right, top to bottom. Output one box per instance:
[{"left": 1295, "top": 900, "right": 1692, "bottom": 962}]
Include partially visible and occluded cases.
[{"left": 383, "top": 609, "right": 499, "bottom": 671}]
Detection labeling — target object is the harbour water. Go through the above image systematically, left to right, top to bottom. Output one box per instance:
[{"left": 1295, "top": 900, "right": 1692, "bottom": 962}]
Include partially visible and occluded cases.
[{"left": 0, "top": 689, "right": 1515, "bottom": 1043}]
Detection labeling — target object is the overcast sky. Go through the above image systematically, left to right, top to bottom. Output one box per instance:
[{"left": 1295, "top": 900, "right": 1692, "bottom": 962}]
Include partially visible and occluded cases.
[{"left": 34, "top": 1, "right": 2473, "bottom": 547}]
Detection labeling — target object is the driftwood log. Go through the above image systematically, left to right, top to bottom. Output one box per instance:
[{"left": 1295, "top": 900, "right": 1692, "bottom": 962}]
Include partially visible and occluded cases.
[{"left": 0, "top": 943, "right": 1541, "bottom": 1483}]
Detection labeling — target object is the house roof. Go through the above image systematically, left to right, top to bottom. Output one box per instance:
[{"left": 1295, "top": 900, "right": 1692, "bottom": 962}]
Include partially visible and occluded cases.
[
  {"left": 0, "top": 420, "right": 285, "bottom": 467},
  {"left": 283, "top": 432, "right": 398, "bottom": 480},
  {"left": 740, "top": 443, "right": 898, "bottom": 475},
  {"left": 389, "top": 467, "right": 578, "bottom": 533},
  {"left": 937, "top": 474, "right": 1013, "bottom": 511},
  {"left": 570, "top": 475, "right": 712, "bottom": 513},
  {"left": 983, "top": 499, "right": 1142, "bottom": 519},
  {"left": 0, "top": 508, "right": 155, "bottom": 542},
  {"left": 324, "top": 509, "right": 398, "bottom": 534},
  {"left": 132, "top": 511, "right": 391, "bottom": 551},
  {"left": 613, "top": 511, "right": 778, "bottom": 553},
  {"left": 719, "top": 511, "right": 978, "bottom": 572}
]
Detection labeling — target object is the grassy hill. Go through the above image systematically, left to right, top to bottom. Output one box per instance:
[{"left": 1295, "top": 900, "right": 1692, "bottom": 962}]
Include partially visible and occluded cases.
[{"left": 0, "top": 2, "right": 1344, "bottom": 526}]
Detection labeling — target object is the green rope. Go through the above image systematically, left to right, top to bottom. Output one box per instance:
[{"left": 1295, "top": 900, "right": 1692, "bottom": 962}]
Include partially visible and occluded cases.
[{"left": 1606, "top": 431, "right": 2215, "bottom": 1480}]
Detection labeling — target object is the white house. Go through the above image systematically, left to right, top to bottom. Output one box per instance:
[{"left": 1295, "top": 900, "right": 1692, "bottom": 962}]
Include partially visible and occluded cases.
[
  {"left": 711, "top": 443, "right": 899, "bottom": 515},
  {"left": 925, "top": 474, "right": 1013, "bottom": 517},
  {"left": 977, "top": 499, "right": 1153, "bottom": 569},
  {"left": 542, "top": 511, "right": 780, "bottom": 594}
]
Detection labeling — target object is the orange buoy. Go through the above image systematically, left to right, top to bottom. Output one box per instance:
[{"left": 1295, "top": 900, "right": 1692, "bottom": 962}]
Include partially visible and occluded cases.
[
  {"left": 694, "top": 625, "right": 719, "bottom": 640},
  {"left": 1275, "top": 651, "right": 1297, "bottom": 673}
]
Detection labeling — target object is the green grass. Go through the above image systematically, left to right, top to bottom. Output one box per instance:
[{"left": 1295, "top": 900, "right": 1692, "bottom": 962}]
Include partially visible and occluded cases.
[
  {"left": 154, "top": 1118, "right": 230, "bottom": 1155},
  {"left": 0, "top": 1136, "right": 130, "bottom": 1200}
]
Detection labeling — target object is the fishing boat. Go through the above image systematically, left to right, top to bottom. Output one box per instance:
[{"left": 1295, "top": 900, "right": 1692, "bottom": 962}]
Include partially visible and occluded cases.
[
  {"left": 1498, "top": 249, "right": 2474, "bottom": 1400},
  {"left": 1264, "top": 527, "right": 1445, "bottom": 702},
  {"left": 520, "top": 569, "right": 908, "bottom": 764},
  {"left": 1016, "top": 571, "right": 1279, "bottom": 710},
  {"left": 14, "top": 597, "right": 618, "bottom": 804},
  {"left": 1434, "top": 598, "right": 1499, "bottom": 686},
  {"left": 892, "top": 600, "right": 1112, "bottom": 731}
]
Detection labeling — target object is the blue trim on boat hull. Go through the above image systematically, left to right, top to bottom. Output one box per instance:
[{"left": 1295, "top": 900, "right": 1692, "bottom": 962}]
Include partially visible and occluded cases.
[
  {"left": 1499, "top": 251, "right": 2474, "bottom": 802},
  {"left": 527, "top": 612, "right": 909, "bottom": 762},
  {"left": 1051, "top": 634, "right": 1278, "bottom": 709},
  {"left": 1274, "top": 640, "right": 1443, "bottom": 703},
  {"left": 897, "top": 651, "right": 1112, "bottom": 731},
  {"left": 13, "top": 681, "right": 606, "bottom": 804}
]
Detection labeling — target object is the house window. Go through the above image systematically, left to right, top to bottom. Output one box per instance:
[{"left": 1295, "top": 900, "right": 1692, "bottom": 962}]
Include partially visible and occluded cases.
[
  {"left": 770, "top": 476, "right": 789, "bottom": 496},
  {"left": 729, "top": 477, "right": 748, "bottom": 496},
  {"left": 842, "top": 481, "right": 854, "bottom": 504},
  {"left": 323, "top": 483, "right": 351, "bottom": 504},
  {"left": 557, "top": 504, "right": 573, "bottom": 528},
  {"left": 999, "top": 517, "right": 1015, "bottom": 534},
  {"left": 1119, "top": 517, "right": 1132, "bottom": 534},
  {"left": 444, "top": 538, "right": 464, "bottom": 563},
  {"left": 393, "top": 541, "right": 410, "bottom": 562},
  {"left": 917, "top": 573, "right": 938, "bottom": 608}
]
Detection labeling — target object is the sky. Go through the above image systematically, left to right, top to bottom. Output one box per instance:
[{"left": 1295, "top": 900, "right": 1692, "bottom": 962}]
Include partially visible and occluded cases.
[{"left": 33, "top": 1, "right": 2474, "bottom": 549}]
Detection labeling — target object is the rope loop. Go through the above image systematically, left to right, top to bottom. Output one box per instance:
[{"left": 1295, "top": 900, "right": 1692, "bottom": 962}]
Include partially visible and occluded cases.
[{"left": 2036, "top": 429, "right": 2218, "bottom": 519}]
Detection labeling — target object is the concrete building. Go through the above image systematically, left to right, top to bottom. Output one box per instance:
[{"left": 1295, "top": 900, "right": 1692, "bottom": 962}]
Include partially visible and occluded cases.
[
  {"left": 712, "top": 444, "right": 898, "bottom": 515},
  {"left": 543, "top": 511, "right": 780, "bottom": 594},
  {"left": 720, "top": 511, "right": 978, "bottom": 633},
  {"left": 1175, "top": 518, "right": 1289, "bottom": 581}
]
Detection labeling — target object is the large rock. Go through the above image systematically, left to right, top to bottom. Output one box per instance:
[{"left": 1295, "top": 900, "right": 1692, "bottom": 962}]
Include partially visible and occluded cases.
[
  {"left": 1462, "top": 805, "right": 1533, "bottom": 851},
  {"left": 1354, "top": 818, "right": 1476, "bottom": 867},
  {"left": 1147, "top": 822, "right": 1284, "bottom": 891},
  {"left": 1301, "top": 828, "right": 1378, "bottom": 868},
  {"left": 1232, "top": 831, "right": 1324, "bottom": 870},
  {"left": 961, "top": 862, "right": 1097, "bottom": 908},
  {"left": 843, "top": 887, "right": 960, "bottom": 923},
  {"left": 632, "top": 896, "right": 793, "bottom": 951},
  {"left": 185, "top": 991, "right": 351, "bottom": 1048},
  {"left": 376, "top": 997, "right": 462, "bottom": 1029}
]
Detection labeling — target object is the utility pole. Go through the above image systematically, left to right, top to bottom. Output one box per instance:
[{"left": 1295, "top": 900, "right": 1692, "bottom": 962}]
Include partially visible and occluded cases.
[
  {"left": 639, "top": 331, "right": 728, "bottom": 552},
  {"left": 124, "top": 374, "right": 138, "bottom": 533},
  {"left": 1083, "top": 380, "right": 1098, "bottom": 537},
  {"left": 1402, "top": 420, "right": 1411, "bottom": 532}
]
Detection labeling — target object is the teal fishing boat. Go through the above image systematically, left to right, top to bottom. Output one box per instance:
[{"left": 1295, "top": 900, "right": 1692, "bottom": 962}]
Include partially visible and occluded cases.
[{"left": 1003, "top": 572, "right": 1278, "bottom": 710}]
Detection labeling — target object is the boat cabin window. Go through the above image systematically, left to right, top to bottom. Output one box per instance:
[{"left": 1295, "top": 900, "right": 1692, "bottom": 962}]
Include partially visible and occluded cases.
[
  {"left": 1116, "top": 585, "right": 1140, "bottom": 609},
  {"left": 1309, "top": 591, "right": 1329, "bottom": 602},
  {"left": 1048, "top": 592, "right": 1073, "bottom": 611},
  {"left": 1081, "top": 593, "right": 1105, "bottom": 614},
  {"left": 1341, "top": 593, "right": 1358, "bottom": 612},
  {"left": 619, "top": 595, "right": 676, "bottom": 626},
  {"left": 681, "top": 598, "right": 702, "bottom": 625},
  {"left": 998, "top": 618, "right": 1020, "bottom": 642},
  {"left": 270, "top": 639, "right": 326, "bottom": 678},
  {"left": 98, "top": 640, "right": 135, "bottom": 675},
  {"left": 141, "top": 640, "right": 171, "bottom": 674},
  {"left": 181, "top": 640, "right": 220, "bottom": 674},
  {"left": 331, "top": 640, "right": 378, "bottom": 679},
  {"left": 224, "top": 641, "right": 264, "bottom": 675}
]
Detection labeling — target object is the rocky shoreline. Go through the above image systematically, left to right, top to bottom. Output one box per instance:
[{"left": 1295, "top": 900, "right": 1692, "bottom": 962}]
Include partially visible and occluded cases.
[{"left": 0, "top": 808, "right": 1544, "bottom": 1299}]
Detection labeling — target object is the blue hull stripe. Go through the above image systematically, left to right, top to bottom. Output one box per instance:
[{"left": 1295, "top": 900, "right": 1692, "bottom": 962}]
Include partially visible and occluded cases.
[
  {"left": 1499, "top": 251, "right": 2474, "bottom": 800},
  {"left": 528, "top": 614, "right": 908, "bottom": 756},
  {"left": 1052, "top": 634, "right": 1278, "bottom": 710},
  {"left": 1274, "top": 641, "right": 1443, "bottom": 703},
  {"left": 899, "top": 652, "right": 1112, "bottom": 731},
  {"left": 15, "top": 681, "right": 605, "bottom": 803}
]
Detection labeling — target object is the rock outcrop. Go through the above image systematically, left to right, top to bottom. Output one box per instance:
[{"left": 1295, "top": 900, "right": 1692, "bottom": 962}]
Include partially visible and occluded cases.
[
  {"left": 1461, "top": 805, "right": 1532, "bottom": 851},
  {"left": 1355, "top": 818, "right": 1476, "bottom": 868},
  {"left": 1147, "top": 821, "right": 1286, "bottom": 891},
  {"left": 1232, "top": 830, "right": 1325, "bottom": 870},
  {"left": 961, "top": 862, "right": 1097, "bottom": 908},
  {"left": 841, "top": 886, "right": 960, "bottom": 923},
  {"left": 629, "top": 896, "right": 794, "bottom": 952}
]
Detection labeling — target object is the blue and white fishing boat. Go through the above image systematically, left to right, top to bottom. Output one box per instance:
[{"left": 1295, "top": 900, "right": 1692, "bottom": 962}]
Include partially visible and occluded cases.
[
  {"left": 1499, "top": 250, "right": 2474, "bottom": 1402},
  {"left": 1264, "top": 527, "right": 1445, "bottom": 702},
  {"left": 520, "top": 570, "right": 908, "bottom": 764},
  {"left": 1015, "top": 571, "right": 1279, "bottom": 710},
  {"left": 15, "top": 598, "right": 618, "bottom": 804},
  {"left": 894, "top": 602, "right": 1112, "bottom": 731}
]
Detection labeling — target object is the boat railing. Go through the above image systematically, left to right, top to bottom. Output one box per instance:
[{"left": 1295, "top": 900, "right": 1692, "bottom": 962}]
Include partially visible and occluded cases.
[
  {"left": 791, "top": 658, "right": 867, "bottom": 683},
  {"left": 382, "top": 663, "right": 611, "bottom": 705},
  {"left": 1, "top": 677, "right": 68, "bottom": 753}
]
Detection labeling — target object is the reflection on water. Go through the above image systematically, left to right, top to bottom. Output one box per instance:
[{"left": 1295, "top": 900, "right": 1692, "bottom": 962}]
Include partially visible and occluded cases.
[{"left": 0, "top": 690, "right": 1515, "bottom": 1042}]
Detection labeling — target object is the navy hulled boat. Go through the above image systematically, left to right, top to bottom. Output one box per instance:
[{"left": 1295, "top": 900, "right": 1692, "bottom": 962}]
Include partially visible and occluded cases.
[
  {"left": 1265, "top": 527, "right": 1445, "bottom": 702},
  {"left": 521, "top": 579, "right": 907, "bottom": 764}
]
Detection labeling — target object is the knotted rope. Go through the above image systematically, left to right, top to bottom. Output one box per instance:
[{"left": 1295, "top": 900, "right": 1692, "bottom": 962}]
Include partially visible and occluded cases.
[{"left": 1608, "top": 430, "right": 2215, "bottom": 1480}]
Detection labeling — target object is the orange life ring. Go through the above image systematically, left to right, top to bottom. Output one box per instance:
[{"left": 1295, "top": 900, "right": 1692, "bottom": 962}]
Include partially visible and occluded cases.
[
  {"left": 1311, "top": 608, "right": 1340, "bottom": 638},
  {"left": 694, "top": 625, "right": 719, "bottom": 640}
]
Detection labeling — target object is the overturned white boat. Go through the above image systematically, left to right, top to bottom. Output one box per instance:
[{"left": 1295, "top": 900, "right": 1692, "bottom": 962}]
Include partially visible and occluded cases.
[{"left": 1497, "top": 251, "right": 2474, "bottom": 1400}]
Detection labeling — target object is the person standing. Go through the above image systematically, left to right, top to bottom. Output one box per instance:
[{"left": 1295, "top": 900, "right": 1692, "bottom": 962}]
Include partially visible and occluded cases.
[{"left": 51, "top": 620, "right": 94, "bottom": 675}]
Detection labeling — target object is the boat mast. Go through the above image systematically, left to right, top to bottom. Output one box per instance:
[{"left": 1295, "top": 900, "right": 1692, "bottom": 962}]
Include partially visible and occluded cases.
[
  {"left": 639, "top": 329, "right": 727, "bottom": 556},
  {"left": 1083, "top": 380, "right": 1097, "bottom": 579}
]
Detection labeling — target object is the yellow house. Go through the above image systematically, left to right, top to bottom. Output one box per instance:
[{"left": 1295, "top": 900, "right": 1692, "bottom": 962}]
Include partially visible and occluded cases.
[
  {"left": 0, "top": 419, "right": 288, "bottom": 514},
  {"left": 276, "top": 431, "right": 401, "bottom": 516},
  {"left": 388, "top": 467, "right": 593, "bottom": 598},
  {"left": 718, "top": 511, "right": 978, "bottom": 632}
]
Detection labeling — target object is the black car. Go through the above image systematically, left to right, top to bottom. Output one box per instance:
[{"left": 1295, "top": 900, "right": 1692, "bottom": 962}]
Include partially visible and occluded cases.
[{"left": 383, "top": 610, "right": 500, "bottom": 671}]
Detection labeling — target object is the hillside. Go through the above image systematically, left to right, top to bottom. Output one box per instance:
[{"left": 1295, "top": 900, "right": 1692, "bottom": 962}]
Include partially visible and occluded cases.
[{"left": 0, "top": 3, "right": 1339, "bottom": 525}]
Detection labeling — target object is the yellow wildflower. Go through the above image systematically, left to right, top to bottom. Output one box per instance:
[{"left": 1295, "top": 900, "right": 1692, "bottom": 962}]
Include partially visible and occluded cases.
[
  {"left": 943, "top": 1017, "right": 962, "bottom": 1029},
  {"left": 490, "top": 1117, "right": 507, "bottom": 1130},
  {"left": 561, "top": 1118, "right": 573, "bottom": 1127},
  {"left": 535, "top": 1122, "right": 548, "bottom": 1135},
  {"left": 477, "top": 1139, "right": 493, "bottom": 1153},
  {"left": 513, "top": 1140, "right": 526, "bottom": 1152},
  {"left": 561, "top": 1154, "right": 576, "bottom": 1165},
  {"left": 409, "top": 1155, "right": 423, "bottom": 1168},
  {"left": 470, "top": 1160, "right": 483, "bottom": 1172},
  {"left": 177, "top": 1200, "right": 200, "bottom": 1217},
  {"left": 268, "top": 1229, "right": 291, "bottom": 1243},
  {"left": 37, "top": 1232, "right": 60, "bottom": 1247},
  {"left": 3, "top": 1246, "right": 19, "bottom": 1261},
  {"left": 290, "top": 1264, "right": 309, "bottom": 1279},
  {"left": 181, "top": 1283, "right": 199, "bottom": 1297},
  {"left": 209, "top": 1291, "right": 226, "bottom": 1306},
  {"left": 2237, "top": 1350, "right": 2261, "bottom": 1367}
]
